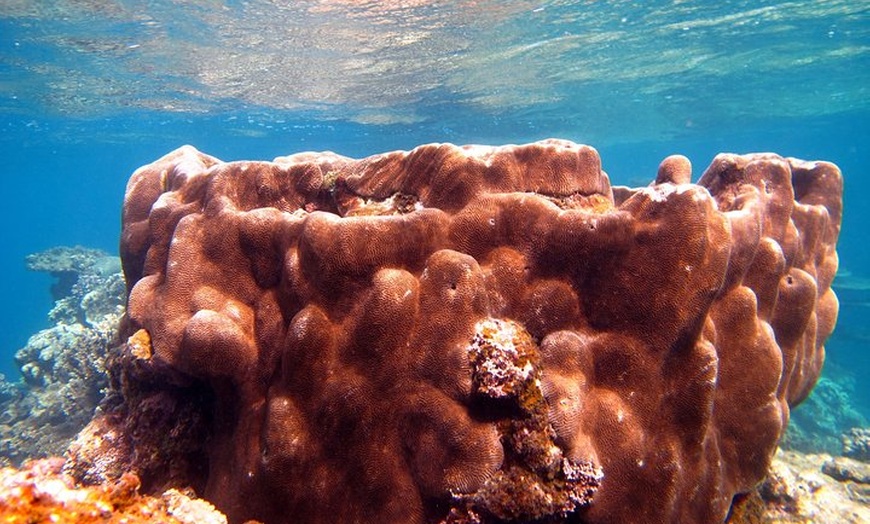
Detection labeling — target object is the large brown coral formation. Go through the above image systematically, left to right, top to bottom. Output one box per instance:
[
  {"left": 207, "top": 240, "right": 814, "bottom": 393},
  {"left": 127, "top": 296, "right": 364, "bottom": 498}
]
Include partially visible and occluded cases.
[{"left": 80, "top": 139, "right": 840, "bottom": 523}]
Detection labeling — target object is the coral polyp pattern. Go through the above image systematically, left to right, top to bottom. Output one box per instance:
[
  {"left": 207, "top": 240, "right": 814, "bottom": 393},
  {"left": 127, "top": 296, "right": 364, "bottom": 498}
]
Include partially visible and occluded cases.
[{"left": 89, "top": 140, "right": 841, "bottom": 523}]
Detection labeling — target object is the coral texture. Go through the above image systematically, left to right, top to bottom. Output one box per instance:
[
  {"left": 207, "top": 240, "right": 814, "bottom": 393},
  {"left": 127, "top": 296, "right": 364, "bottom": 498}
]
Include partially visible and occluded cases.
[
  {"left": 78, "top": 140, "right": 841, "bottom": 523},
  {"left": 0, "top": 247, "right": 124, "bottom": 467},
  {"left": 842, "top": 427, "right": 870, "bottom": 462},
  {"left": 0, "top": 458, "right": 228, "bottom": 524}
]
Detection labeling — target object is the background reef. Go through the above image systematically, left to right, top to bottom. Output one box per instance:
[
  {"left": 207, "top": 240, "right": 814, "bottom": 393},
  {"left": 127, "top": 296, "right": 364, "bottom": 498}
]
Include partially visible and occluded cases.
[{"left": 0, "top": 246, "right": 124, "bottom": 467}]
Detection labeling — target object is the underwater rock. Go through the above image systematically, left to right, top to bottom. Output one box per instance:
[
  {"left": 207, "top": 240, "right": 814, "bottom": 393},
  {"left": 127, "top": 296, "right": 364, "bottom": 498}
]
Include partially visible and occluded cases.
[
  {"left": 71, "top": 140, "right": 842, "bottom": 523},
  {"left": 0, "top": 247, "right": 125, "bottom": 467},
  {"left": 821, "top": 456, "right": 870, "bottom": 484}
]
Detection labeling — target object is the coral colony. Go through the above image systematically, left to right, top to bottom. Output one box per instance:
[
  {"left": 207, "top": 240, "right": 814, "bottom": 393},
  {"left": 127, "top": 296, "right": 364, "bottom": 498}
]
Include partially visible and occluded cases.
[{"left": 1, "top": 140, "right": 847, "bottom": 523}]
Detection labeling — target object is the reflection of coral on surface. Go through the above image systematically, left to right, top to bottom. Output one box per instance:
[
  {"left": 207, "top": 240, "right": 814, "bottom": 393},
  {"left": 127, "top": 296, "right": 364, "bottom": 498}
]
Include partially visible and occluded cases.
[{"left": 71, "top": 140, "right": 842, "bottom": 523}]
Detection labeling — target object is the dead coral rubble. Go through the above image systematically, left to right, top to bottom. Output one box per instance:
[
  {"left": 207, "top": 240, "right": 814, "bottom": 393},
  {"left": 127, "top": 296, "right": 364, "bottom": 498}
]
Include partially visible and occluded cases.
[
  {"left": 69, "top": 140, "right": 842, "bottom": 523},
  {"left": 727, "top": 449, "right": 870, "bottom": 524},
  {"left": 0, "top": 457, "right": 228, "bottom": 524}
]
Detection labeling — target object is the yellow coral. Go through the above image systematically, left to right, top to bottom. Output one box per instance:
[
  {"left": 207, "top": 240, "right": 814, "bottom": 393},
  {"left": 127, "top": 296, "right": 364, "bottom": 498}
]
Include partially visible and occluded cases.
[
  {"left": 127, "top": 329, "right": 152, "bottom": 360},
  {"left": 0, "top": 459, "right": 227, "bottom": 524}
]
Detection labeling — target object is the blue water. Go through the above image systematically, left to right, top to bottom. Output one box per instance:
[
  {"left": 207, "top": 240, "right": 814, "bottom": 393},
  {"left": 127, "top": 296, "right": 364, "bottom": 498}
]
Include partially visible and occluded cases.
[{"left": 0, "top": 1, "right": 868, "bottom": 413}]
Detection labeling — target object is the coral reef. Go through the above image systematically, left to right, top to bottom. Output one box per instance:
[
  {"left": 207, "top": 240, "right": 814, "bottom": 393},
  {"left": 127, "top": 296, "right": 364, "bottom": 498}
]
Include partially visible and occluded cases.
[
  {"left": 68, "top": 140, "right": 842, "bottom": 523},
  {"left": 25, "top": 246, "right": 120, "bottom": 305},
  {"left": 0, "top": 247, "right": 125, "bottom": 466},
  {"left": 63, "top": 330, "right": 212, "bottom": 495},
  {"left": 780, "top": 375, "right": 868, "bottom": 454},
  {"left": 842, "top": 427, "right": 870, "bottom": 462},
  {"left": 727, "top": 449, "right": 870, "bottom": 523},
  {"left": 0, "top": 458, "right": 228, "bottom": 523}
]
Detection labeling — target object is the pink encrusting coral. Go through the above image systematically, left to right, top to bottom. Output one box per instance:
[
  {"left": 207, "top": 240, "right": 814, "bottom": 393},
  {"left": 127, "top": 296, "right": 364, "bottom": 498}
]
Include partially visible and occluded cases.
[{"left": 68, "top": 140, "right": 842, "bottom": 523}]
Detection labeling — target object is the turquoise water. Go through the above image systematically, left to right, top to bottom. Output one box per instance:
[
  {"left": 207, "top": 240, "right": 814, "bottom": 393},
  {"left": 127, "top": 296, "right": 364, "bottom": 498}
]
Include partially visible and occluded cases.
[{"left": 0, "top": 0, "right": 868, "bottom": 418}]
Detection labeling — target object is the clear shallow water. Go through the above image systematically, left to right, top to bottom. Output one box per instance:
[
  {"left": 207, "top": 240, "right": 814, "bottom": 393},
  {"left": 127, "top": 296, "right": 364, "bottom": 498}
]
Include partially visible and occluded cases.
[{"left": 0, "top": 1, "right": 868, "bottom": 413}]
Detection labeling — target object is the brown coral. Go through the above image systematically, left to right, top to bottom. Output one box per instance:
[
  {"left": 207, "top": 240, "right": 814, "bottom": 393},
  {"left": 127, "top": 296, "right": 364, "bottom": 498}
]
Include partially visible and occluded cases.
[{"left": 75, "top": 140, "right": 841, "bottom": 523}]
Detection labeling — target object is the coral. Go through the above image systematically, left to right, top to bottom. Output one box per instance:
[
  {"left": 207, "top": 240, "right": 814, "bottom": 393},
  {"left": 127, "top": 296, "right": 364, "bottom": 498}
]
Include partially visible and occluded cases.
[
  {"left": 70, "top": 140, "right": 842, "bottom": 523},
  {"left": 25, "top": 246, "right": 118, "bottom": 302},
  {"left": 25, "top": 246, "right": 109, "bottom": 274},
  {"left": 0, "top": 247, "right": 125, "bottom": 467},
  {"left": 451, "top": 318, "right": 602, "bottom": 521},
  {"left": 466, "top": 318, "right": 538, "bottom": 400},
  {"left": 15, "top": 323, "right": 107, "bottom": 389},
  {"left": 63, "top": 329, "right": 211, "bottom": 495},
  {"left": 780, "top": 375, "right": 867, "bottom": 454},
  {"left": 842, "top": 427, "right": 870, "bottom": 462},
  {"left": 727, "top": 449, "right": 870, "bottom": 523},
  {"left": 821, "top": 456, "right": 870, "bottom": 484},
  {"left": 0, "top": 458, "right": 228, "bottom": 523}
]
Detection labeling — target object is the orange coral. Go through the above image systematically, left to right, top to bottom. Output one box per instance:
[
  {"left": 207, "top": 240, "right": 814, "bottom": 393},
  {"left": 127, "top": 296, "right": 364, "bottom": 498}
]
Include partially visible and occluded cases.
[
  {"left": 127, "top": 329, "right": 152, "bottom": 360},
  {"left": 0, "top": 459, "right": 227, "bottom": 523}
]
